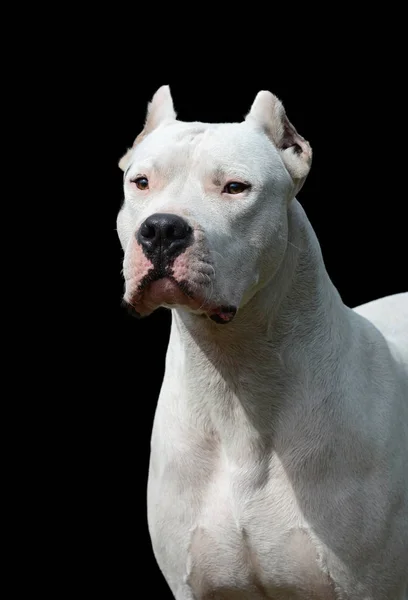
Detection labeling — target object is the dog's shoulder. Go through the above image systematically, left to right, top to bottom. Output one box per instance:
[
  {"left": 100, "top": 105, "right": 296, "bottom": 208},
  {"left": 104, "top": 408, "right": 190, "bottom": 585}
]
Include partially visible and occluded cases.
[{"left": 353, "top": 292, "right": 408, "bottom": 365}]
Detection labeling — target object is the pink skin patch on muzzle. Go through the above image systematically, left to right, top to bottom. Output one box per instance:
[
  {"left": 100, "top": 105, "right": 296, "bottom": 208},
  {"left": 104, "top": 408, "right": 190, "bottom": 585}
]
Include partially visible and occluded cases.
[
  {"left": 123, "top": 242, "right": 154, "bottom": 303},
  {"left": 170, "top": 253, "right": 190, "bottom": 283}
]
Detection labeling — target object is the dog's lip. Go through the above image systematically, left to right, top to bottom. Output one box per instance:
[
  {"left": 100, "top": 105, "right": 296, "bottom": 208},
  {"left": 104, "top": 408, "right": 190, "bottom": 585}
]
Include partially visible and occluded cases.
[
  {"left": 128, "top": 275, "right": 203, "bottom": 313},
  {"left": 125, "top": 276, "right": 237, "bottom": 323},
  {"left": 147, "top": 277, "right": 192, "bottom": 305},
  {"left": 208, "top": 305, "right": 237, "bottom": 324}
]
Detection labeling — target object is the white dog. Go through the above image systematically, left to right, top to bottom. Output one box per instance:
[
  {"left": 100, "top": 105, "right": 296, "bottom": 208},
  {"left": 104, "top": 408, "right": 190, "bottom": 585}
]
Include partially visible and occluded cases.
[{"left": 117, "top": 86, "right": 408, "bottom": 599}]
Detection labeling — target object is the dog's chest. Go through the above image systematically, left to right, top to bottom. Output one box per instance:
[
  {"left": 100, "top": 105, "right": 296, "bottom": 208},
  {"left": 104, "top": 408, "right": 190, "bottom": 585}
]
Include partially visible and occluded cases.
[
  {"left": 150, "top": 445, "right": 337, "bottom": 599},
  {"left": 185, "top": 464, "right": 336, "bottom": 599}
]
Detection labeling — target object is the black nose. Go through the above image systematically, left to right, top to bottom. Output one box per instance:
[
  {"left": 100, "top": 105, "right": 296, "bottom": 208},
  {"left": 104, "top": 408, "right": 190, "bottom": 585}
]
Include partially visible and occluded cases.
[{"left": 137, "top": 213, "right": 193, "bottom": 263}]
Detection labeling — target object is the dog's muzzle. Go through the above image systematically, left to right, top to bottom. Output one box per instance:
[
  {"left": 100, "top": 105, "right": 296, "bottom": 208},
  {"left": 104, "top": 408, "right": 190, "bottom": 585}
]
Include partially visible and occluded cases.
[{"left": 123, "top": 213, "right": 237, "bottom": 324}]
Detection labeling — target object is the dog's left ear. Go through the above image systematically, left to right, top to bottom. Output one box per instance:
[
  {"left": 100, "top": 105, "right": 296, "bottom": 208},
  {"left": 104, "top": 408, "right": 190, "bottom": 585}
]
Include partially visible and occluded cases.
[
  {"left": 119, "top": 85, "right": 176, "bottom": 171},
  {"left": 245, "top": 91, "right": 312, "bottom": 195}
]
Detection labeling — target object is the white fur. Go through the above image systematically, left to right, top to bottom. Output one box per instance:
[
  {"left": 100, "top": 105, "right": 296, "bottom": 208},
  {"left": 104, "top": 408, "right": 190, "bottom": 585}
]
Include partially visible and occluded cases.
[{"left": 117, "top": 87, "right": 408, "bottom": 599}]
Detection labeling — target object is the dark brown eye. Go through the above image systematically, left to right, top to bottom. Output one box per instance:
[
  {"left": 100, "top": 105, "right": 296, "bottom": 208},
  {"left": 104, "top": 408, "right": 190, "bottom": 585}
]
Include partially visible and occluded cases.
[
  {"left": 134, "top": 176, "right": 149, "bottom": 190},
  {"left": 223, "top": 182, "right": 249, "bottom": 195}
]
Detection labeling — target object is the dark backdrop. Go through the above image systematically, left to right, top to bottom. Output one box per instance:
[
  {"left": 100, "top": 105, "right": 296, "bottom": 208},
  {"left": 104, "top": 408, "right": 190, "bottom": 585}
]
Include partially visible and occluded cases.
[{"left": 91, "top": 70, "right": 406, "bottom": 597}]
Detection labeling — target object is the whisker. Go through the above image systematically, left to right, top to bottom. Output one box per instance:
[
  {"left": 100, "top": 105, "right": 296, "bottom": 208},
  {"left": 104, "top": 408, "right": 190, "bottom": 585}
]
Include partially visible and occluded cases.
[
  {"left": 208, "top": 249, "right": 227, "bottom": 263},
  {"left": 202, "top": 263, "right": 216, "bottom": 278},
  {"left": 197, "top": 273, "right": 214, "bottom": 311}
]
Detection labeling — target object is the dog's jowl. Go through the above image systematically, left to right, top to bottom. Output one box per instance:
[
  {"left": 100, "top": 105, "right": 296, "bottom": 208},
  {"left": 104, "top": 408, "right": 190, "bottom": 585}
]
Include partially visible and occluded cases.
[{"left": 117, "top": 86, "right": 408, "bottom": 599}]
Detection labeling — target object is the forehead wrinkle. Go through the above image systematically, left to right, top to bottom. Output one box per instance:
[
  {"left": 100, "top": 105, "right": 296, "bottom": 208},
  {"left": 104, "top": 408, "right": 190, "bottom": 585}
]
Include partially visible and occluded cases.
[
  {"left": 132, "top": 121, "right": 207, "bottom": 163},
  {"left": 133, "top": 122, "right": 270, "bottom": 185},
  {"left": 158, "top": 127, "right": 210, "bottom": 170},
  {"left": 192, "top": 127, "right": 259, "bottom": 183},
  {"left": 147, "top": 128, "right": 210, "bottom": 182}
]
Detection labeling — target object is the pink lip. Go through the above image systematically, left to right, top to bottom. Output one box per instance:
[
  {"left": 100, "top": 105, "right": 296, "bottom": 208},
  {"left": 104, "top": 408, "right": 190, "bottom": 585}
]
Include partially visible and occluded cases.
[
  {"left": 129, "top": 276, "right": 205, "bottom": 314},
  {"left": 126, "top": 277, "right": 237, "bottom": 324},
  {"left": 146, "top": 278, "right": 191, "bottom": 306}
]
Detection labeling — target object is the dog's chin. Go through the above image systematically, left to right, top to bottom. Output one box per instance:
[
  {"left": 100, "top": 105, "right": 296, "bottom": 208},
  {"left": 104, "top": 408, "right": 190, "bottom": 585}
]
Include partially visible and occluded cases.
[{"left": 124, "top": 277, "right": 237, "bottom": 324}]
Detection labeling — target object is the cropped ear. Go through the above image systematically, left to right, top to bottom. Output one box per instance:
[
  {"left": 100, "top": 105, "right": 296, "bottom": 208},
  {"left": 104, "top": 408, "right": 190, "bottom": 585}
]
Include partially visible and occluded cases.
[
  {"left": 118, "top": 85, "right": 176, "bottom": 171},
  {"left": 245, "top": 91, "right": 312, "bottom": 195}
]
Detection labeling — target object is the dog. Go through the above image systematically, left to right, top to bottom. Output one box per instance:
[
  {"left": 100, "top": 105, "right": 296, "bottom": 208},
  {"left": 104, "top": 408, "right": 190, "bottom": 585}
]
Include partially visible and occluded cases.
[{"left": 116, "top": 86, "right": 408, "bottom": 599}]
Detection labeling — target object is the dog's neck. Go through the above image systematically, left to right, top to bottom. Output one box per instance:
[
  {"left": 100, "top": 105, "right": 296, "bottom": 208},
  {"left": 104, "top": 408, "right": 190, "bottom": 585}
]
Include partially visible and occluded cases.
[
  {"left": 168, "top": 200, "right": 350, "bottom": 446},
  {"left": 173, "top": 200, "right": 345, "bottom": 355}
]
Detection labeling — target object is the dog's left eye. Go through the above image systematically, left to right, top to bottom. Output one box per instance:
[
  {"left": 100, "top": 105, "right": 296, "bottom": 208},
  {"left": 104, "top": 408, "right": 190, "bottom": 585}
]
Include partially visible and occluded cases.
[{"left": 223, "top": 182, "right": 250, "bottom": 195}]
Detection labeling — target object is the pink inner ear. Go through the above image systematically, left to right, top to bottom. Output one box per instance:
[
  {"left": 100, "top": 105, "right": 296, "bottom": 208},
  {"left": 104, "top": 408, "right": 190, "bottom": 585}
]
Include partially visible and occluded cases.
[
  {"left": 144, "top": 85, "right": 176, "bottom": 134},
  {"left": 280, "top": 116, "right": 305, "bottom": 152},
  {"left": 132, "top": 130, "right": 147, "bottom": 148}
]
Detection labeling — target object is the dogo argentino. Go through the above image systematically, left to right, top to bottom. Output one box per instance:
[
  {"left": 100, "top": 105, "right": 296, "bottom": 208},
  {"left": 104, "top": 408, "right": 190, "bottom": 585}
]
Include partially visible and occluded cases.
[{"left": 117, "top": 86, "right": 408, "bottom": 599}]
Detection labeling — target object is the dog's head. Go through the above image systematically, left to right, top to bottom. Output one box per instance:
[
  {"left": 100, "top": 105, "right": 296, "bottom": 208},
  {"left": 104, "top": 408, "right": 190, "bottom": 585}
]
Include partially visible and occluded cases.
[{"left": 117, "top": 86, "right": 312, "bottom": 323}]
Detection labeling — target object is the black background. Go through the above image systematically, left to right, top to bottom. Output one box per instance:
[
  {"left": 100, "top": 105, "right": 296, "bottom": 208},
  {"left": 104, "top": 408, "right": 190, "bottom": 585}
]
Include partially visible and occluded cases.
[{"left": 82, "top": 60, "right": 406, "bottom": 597}]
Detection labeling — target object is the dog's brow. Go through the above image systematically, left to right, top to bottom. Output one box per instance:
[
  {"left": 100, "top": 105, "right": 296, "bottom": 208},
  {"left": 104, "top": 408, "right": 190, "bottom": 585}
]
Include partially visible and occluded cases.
[
  {"left": 125, "top": 159, "right": 158, "bottom": 177},
  {"left": 212, "top": 166, "right": 251, "bottom": 185},
  {"left": 212, "top": 167, "right": 226, "bottom": 186}
]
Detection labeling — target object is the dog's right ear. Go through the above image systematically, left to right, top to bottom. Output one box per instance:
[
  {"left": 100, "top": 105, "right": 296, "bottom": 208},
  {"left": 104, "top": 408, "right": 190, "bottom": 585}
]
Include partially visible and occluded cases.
[{"left": 118, "top": 85, "right": 176, "bottom": 171}]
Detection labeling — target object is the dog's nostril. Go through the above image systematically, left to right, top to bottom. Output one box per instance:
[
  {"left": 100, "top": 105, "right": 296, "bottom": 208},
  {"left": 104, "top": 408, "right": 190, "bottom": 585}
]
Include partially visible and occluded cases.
[
  {"left": 140, "top": 222, "right": 156, "bottom": 239},
  {"left": 164, "top": 223, "right": 191, "bottom": 240},
  {"left": 164, "top": 224, "right": 176, "bottom": 240}
]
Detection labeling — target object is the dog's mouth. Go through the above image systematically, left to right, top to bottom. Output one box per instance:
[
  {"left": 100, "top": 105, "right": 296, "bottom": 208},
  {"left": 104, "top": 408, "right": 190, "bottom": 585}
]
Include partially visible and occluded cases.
[{"left": 124, "top": 271, "right": 236, "bottom": 324}]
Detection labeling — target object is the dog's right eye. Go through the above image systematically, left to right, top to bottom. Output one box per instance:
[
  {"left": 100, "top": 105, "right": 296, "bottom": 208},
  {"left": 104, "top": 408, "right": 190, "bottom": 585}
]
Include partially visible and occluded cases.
[{"left": 133, "top": 176, "right": 149, "bottom": 190}]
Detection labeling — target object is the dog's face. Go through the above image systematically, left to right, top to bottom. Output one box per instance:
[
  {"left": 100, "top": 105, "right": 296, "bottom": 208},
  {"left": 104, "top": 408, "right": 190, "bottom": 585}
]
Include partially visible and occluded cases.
[{"left": 117, "top": 86, "right": 312, "bottom": 323}]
